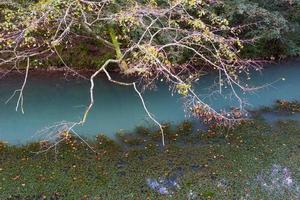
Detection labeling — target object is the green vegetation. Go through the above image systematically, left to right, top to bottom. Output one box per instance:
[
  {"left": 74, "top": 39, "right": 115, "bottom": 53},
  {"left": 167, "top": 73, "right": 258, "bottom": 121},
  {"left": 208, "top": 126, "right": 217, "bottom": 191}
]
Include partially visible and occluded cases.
[
  {"left": 2, "top": 0, "right": 299, "bottom": 69},
  {"left": 216, "top": 0, "right": 300, "bottom": 59},
  {"left": 44, "top": 39, "right": 114, "bottom": 69},
  {"left": 1, "top": 119, "right": 300, "bottom": 199}
]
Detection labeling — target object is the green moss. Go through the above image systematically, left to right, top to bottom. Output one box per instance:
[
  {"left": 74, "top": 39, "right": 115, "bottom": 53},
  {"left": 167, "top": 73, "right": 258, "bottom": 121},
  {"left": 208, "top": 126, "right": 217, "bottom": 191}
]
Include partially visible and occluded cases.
[
  {"left": 1, "top": 119, "right": 300, "bottom": 199},
  {"left": 176, "top": 120, "right": 193, "bottom": 136},
  {"left": 135, "top": 126, "right": 152, "bottom": 136},
  {"left": 116, "top": 132, "right": 145, "bottom": 146},
  {"left": 96, "top": 134, "right": 121, "bottom": 152},
  {"left": 202, "top": 190, "right": 215, "bottom": 198}
]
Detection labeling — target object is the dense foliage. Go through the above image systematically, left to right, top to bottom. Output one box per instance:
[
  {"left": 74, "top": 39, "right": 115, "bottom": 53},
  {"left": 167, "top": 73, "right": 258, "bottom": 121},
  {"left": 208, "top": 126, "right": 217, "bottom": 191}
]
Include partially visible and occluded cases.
[
  {"left": 1, "top": 0, "right": 299, "bottom": 67},
  {"left": 217, "top": 0, "right": 300, "bottom": 59}
]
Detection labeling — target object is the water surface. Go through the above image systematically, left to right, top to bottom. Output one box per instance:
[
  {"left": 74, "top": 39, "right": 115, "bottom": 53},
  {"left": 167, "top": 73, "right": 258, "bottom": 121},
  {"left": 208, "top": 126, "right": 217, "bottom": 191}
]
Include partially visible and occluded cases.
[{"left": 0, "top": 61, "right": 299, "bottom": 144}]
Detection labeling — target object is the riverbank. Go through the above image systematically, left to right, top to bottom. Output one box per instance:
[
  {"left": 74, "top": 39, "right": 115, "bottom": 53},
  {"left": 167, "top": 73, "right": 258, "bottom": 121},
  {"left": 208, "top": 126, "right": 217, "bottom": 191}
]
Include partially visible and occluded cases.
[
  {"left": 1, "top": 57, "right": 299, "bottom": 75},
  {"left": 1, "top": 116, "right": 300, "bottom": 199}
]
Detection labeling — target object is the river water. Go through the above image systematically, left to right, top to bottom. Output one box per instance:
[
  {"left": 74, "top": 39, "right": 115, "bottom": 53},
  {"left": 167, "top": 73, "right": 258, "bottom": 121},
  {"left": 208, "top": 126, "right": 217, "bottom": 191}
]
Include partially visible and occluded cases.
[{"left": 0, "top": 61, "right": 299, "bottom": 144}]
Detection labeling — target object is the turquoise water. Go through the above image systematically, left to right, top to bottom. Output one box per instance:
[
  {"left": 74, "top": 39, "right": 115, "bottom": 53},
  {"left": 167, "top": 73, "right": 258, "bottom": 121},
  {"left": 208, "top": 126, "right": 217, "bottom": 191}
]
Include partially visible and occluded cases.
[{"left": 0, "top": 61, "right": 299, "bottom": 144}]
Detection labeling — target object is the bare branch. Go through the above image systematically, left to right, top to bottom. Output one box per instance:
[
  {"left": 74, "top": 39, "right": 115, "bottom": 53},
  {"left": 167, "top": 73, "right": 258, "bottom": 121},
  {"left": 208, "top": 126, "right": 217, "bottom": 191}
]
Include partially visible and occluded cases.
[{"left": 5, "top": 57, "right": 30, "bottom": 114}]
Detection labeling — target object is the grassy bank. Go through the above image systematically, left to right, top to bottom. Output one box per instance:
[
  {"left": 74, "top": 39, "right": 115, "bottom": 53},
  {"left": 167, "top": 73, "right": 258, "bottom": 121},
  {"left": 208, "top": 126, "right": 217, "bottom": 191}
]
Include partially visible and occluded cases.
[{"left": 1, "top": 118, "right": 300, "bottom": 199}]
